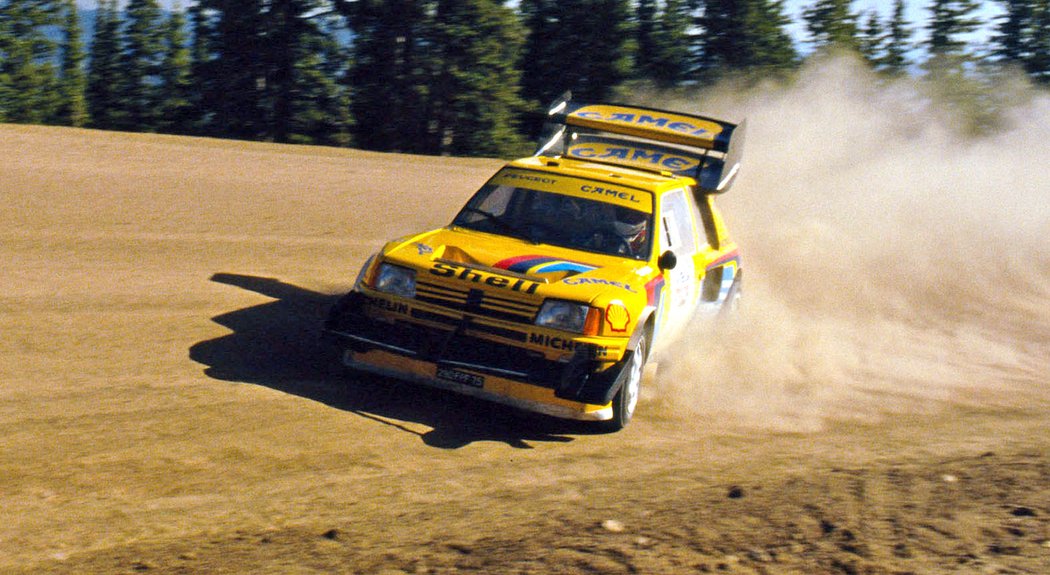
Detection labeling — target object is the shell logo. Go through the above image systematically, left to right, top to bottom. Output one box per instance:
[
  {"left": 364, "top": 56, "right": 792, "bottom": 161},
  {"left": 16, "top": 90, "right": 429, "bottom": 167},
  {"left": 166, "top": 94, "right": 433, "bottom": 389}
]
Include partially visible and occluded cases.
[{"left": 605, "top": 302, "right": 630, "bottom": 333}]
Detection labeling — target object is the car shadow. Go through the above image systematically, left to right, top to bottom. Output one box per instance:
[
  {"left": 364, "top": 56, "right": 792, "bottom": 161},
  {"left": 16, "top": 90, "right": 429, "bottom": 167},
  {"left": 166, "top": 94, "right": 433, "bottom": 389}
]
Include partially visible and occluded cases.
[{"left": 189, "top": 273, "right": 598, "bottom": 449}]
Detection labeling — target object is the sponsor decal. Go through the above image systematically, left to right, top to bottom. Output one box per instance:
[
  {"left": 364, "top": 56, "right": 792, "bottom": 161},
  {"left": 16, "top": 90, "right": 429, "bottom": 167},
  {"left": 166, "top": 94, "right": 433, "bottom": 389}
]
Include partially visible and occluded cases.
[
  {"left": 571, "top": 106, "right": 724, "bottom": 140},
  {"left": 567, "top": 142, "right": 701, "bottom": 173},
  {"left": 491, "top": 169, "right": 654, "bottom": 212},
  {"left": 499, "top": 171, "right": 557, "bottom": 185},
  {"left": 579, "top": 184, "right": 641, "bottom": 204},
  {"left": 415, "top": 242, "right": 433, "bottom": 255},
  {"left": 705, "top": 249, "right": 741, "bottom": 272},
  {"left": 704, "top": 250, "right": 741, "bottom": 305},
  {"left": 494, "top": 255, "right": 597, "bottom": 276},
  {"left": 429, "top": 262, "right": 540, "bottom": 294},
  {"left": 644, "top": 275, "right": 665, "bottom": 308},
  {"left": 644, "top": 275, "right": 666, "bottom": 337},
  {"left": 563, "top": 276, "right": 637, "bottom": 293},
  {"left": 365, "top": 295, "right": 409, "bottom": 315},
  {"left": 605, "top": 302, "right": 630, "bottom": 333},
  {"left": 528, "top": 333, "right": 609, "bottom": 356},
  {"left": 529, "top": 333, "right": 585, "bottom": 351}
]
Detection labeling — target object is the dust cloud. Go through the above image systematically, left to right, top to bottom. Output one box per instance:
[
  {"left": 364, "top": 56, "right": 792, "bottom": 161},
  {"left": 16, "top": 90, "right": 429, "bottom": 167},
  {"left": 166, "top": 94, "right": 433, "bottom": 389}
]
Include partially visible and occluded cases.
[{"left": 649, "top": 57, "right": 1050, "bottom": 431}]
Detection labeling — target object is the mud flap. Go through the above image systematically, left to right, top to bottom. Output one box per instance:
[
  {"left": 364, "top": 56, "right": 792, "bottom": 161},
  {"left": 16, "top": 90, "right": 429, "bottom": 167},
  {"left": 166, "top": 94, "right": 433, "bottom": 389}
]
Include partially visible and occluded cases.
[
  {"left": 718, "top": 269, "right": 743, "bottom": 318},
  {"left": 554, "top": 347, "right": 634, "bottom": 405}
]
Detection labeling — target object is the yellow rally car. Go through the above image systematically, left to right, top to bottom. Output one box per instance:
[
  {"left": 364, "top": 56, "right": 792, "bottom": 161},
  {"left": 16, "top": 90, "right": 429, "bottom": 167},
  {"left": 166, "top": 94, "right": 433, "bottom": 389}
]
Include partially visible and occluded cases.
[{"left": 324, "top": 94, "right": 745, "bottom": 429}]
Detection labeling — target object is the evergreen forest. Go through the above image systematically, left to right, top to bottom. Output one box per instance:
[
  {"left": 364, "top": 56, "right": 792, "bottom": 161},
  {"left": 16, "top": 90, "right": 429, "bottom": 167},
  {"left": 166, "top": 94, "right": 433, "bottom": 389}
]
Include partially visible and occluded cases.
[{"left": 1, "top": 0, "right": 1048, "bottom": 157}]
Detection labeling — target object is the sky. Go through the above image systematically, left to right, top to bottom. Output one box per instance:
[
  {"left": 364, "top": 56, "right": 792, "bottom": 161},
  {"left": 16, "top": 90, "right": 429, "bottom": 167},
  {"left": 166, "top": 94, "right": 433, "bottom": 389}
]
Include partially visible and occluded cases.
[{"left": 784, "top": 0, "right": 1004, "bottom": 51}]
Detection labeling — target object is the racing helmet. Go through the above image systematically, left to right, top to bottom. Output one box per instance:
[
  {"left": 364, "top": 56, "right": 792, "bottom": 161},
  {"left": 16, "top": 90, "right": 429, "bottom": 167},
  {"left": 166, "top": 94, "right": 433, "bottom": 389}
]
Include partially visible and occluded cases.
[{"left": 613, "top": 207, "right": 647, "bottom": 242}]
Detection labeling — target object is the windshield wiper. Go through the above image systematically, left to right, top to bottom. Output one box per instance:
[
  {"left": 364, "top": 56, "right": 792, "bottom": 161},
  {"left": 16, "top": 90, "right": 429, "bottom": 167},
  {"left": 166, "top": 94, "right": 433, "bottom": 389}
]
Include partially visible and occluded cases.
[{"left": 459, "top": 207, "right": 537, "bottom": 243}]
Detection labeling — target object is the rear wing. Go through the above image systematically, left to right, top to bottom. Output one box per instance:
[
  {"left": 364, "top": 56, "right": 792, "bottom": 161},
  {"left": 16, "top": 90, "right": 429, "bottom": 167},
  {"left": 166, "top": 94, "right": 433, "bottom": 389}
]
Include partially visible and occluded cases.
[{"left": 534, "top": 92, "right": 746, "bottom": 194}]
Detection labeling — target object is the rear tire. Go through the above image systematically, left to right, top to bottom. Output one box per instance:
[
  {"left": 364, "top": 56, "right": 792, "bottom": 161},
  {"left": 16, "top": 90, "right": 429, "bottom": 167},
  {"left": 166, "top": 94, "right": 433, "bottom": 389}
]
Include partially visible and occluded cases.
[{"left": 605, "top": 334, "right": 648, "bottom": 431}]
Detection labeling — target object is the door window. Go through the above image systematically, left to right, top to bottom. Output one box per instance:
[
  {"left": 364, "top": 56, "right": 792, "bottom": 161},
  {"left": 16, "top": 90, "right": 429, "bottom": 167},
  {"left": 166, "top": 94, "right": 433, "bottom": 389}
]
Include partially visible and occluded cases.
[{"left": 659, "top": 190, "right": 696, "bottom": 254}]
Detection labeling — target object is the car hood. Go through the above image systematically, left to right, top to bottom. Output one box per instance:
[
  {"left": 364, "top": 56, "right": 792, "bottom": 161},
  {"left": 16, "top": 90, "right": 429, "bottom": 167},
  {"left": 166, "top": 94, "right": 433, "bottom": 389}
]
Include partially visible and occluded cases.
[{"left": 382, "top": 227, "right": 653, "bottom": 302}]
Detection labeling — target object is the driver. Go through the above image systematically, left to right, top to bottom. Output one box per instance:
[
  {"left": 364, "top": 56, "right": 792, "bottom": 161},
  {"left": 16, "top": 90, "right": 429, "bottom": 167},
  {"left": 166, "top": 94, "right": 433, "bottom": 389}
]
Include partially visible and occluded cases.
[{"left": 611, "top": 207, "right": 648, "bottom": 256}]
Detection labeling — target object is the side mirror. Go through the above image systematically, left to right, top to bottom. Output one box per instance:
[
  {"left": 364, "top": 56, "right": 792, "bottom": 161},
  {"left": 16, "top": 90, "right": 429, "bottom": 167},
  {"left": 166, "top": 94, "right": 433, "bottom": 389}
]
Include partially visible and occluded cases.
[{"left": 658, "top": 250, "right": 677, "bottom": 271}]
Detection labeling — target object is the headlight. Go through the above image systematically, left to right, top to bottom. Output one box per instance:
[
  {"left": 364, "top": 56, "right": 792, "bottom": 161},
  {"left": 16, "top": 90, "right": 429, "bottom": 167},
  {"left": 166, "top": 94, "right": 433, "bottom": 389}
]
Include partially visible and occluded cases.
[
  {"left": 373, "top": 263, "right": 416, "bottom": 298},
  {"left": 535, "top": 299, "right": 594, "bottom": 333}
]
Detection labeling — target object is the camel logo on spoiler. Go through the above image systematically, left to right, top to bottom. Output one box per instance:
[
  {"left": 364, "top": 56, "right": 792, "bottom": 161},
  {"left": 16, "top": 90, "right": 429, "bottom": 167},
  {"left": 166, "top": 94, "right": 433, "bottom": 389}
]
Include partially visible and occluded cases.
[
  {"left": 571, "top": 107, "right": 723, "bottom": 139},
  {"left": 568, "top": 142, "right": 700, "bottom": 173}
]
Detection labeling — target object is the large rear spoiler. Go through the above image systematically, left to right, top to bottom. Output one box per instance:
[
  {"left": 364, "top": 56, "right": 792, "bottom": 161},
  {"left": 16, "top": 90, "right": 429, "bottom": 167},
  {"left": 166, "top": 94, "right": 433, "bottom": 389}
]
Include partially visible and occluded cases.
[{"left": 534, "top": 92, "right": 746, "bottom": 194}]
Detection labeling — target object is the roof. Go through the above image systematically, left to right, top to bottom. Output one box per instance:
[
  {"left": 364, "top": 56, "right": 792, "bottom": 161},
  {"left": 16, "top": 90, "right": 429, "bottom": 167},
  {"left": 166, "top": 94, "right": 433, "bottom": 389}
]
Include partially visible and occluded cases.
[{"left": 507, "top": 156, "right": 693, "bottom": 195}]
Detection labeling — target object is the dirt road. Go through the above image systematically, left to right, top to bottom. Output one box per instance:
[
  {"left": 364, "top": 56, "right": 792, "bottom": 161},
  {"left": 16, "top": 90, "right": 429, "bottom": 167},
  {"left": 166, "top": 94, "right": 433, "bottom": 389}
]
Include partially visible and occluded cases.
[{"left": 3, "top": 69, "right": 1049, "bottom": 574}]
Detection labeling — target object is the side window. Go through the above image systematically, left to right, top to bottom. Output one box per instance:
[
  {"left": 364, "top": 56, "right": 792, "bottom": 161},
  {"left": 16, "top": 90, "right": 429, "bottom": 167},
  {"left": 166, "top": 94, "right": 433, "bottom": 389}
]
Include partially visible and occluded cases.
[
  {"left": 476, "top": 185, "right": 514, "bottom": 216},
  {"left": 688, "top": 189, "right": 711, "bottom": 249},
  {"left": 660, "top": 190, "right": 696, "bottom": 254},
  {"left": 694, "top": 191, "right": 720, "bottom": 249}
]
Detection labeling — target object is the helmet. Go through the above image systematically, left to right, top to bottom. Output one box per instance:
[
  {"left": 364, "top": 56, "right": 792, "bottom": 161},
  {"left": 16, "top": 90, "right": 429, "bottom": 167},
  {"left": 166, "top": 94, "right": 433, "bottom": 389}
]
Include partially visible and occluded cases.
[{"left": 613, "top": 207, "right": 647, "bottom": 240}]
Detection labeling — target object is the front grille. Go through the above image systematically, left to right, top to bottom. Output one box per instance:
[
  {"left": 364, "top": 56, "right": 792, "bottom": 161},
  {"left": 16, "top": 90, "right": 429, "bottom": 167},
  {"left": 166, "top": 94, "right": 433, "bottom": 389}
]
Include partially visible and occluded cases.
[
  {"left": 415, "top": 280, "right": 541, "bottom": 325},
  {"left": 325, "top": 291, "right": 612, "bottom": 396},
  {"left": 410, "top": 308, "right": 528, "bottom": 342},
  {"left": 342, "top": 315, "right": 561, "bottom": 387}
]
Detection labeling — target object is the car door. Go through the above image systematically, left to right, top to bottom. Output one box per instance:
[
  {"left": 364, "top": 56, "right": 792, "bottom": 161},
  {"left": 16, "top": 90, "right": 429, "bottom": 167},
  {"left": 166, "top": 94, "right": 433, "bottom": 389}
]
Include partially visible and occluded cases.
[{"left": 655, "top": 189, "right": 701, "bottom": 341}]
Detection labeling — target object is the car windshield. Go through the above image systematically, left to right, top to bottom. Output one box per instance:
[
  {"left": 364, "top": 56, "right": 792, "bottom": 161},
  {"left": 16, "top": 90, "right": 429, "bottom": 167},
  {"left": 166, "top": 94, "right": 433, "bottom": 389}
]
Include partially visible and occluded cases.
[{"left": 452, "top": 183, "right": 653, "bottom": 260}]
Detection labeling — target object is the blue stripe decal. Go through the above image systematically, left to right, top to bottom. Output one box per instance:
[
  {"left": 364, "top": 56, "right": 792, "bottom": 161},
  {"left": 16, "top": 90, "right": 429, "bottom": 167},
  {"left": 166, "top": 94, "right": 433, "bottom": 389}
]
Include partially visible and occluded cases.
[
  {"left": 506, "top": 257, "right": 557, "bottom": 273},
  {"left": 535, "top": 261, "right": 598, "bottom": 274}
]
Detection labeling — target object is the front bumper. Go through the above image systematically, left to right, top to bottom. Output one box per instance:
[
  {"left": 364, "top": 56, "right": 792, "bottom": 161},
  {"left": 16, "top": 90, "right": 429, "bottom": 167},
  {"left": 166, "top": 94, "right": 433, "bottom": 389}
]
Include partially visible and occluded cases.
[{"left": 323, "top": 291, "right": 634, "bottom": 420}]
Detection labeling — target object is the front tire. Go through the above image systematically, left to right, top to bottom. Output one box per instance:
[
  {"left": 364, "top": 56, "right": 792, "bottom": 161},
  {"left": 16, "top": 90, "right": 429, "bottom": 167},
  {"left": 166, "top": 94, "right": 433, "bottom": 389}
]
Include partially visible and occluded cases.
[{"left": 605, "top": 334, "right": 648, "bottom": 431}]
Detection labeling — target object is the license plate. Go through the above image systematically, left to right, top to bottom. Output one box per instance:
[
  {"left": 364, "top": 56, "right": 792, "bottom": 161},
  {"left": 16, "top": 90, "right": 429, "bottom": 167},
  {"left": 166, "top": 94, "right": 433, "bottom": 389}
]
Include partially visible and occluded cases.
[{"left": 436, "top": 367, "right": 484, "bottom": 388}]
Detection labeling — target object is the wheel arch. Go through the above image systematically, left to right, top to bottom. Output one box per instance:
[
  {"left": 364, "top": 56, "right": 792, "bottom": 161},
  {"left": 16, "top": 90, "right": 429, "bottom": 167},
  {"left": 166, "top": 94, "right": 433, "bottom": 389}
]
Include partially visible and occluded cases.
[{"left": 627, "top": 307, "right": 657, "bottom": 353}]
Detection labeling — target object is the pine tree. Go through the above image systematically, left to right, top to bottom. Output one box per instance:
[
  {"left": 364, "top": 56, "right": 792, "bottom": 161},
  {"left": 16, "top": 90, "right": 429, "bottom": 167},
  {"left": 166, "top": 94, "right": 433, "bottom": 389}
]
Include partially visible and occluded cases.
[
  {"left": 0, "top": 0, "right": 62, "bottom": 123},
  {"left": 56, "top": 0, "right": 88, "bottom": 127},
  {"left": 87, "top": 0, "right": 122, "bottom": 128},
  {"left": 117, "top": 0, "right": 165, "bottom": 131},
  {"left": 187, "top": 0, "right": 349, "bottom": 143},
  {"left": 194, "top": 0, "right": 268, "bottom": 139},
  {"left": 266, "top": 0, "right": 351, "bottom": 144},
  {"left": 268, "top": 0, "right": 307, "bottom": 143},
  {"left": 343, "top": 0, "right": 429, "bottom": 151},
  {"left": 425, "top": 0, "right": 527, "bottom": 156},
  {"left": 518, "top": 0, "right": 633, "bottom": 105},
  {"left": 519, "top": 0, "right": 559, "bottom": 108},
  {"left": 561, "top": 0, "right": 634, "bottom": 100},
  {"left": 636, "top": 0, "right": 660, "bottom": 81},
  {"left": 646, "top": 0, "right": 693, "bottom": 88},
  {"left": 697, "top": 0, "right": 798, "bottom": 79},
  {"left": 697, "top": 0, "right": 746, "bottom": 73},
  {"left": 746, "top": 0, "right": 799, "bottom": 73},
  {"left": 803, "top": 0, "right": 860, "bottom": 53},
  {"left": 880, "top": 0, "right": 911, "bottom": 74},
  {"left": 926, "top": 0, "right": 981, "bottom": 67},
  {"left": 927, "top": 0, "right": 999, "bottom": 134},
  {"left": 993, "top": 0, "right": 1050, "bottom": 83},
  {"left": 994, "top": 0, "right": 1033, "bottom": 64},
  {"left": 1031, "top": 0, "right": 1050, "bottom": 83},
  {"left": 187, "top": 2, "right": 217, "bottom": 134},
  {"left": 157, "top": 6, "right": 194, "bottom": 133},
  {"left": 858, "top": 10, "right": 884, "bottom": 64},
  {"left": 289, "top": 22, "right": 351, "bottom": 146}
]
